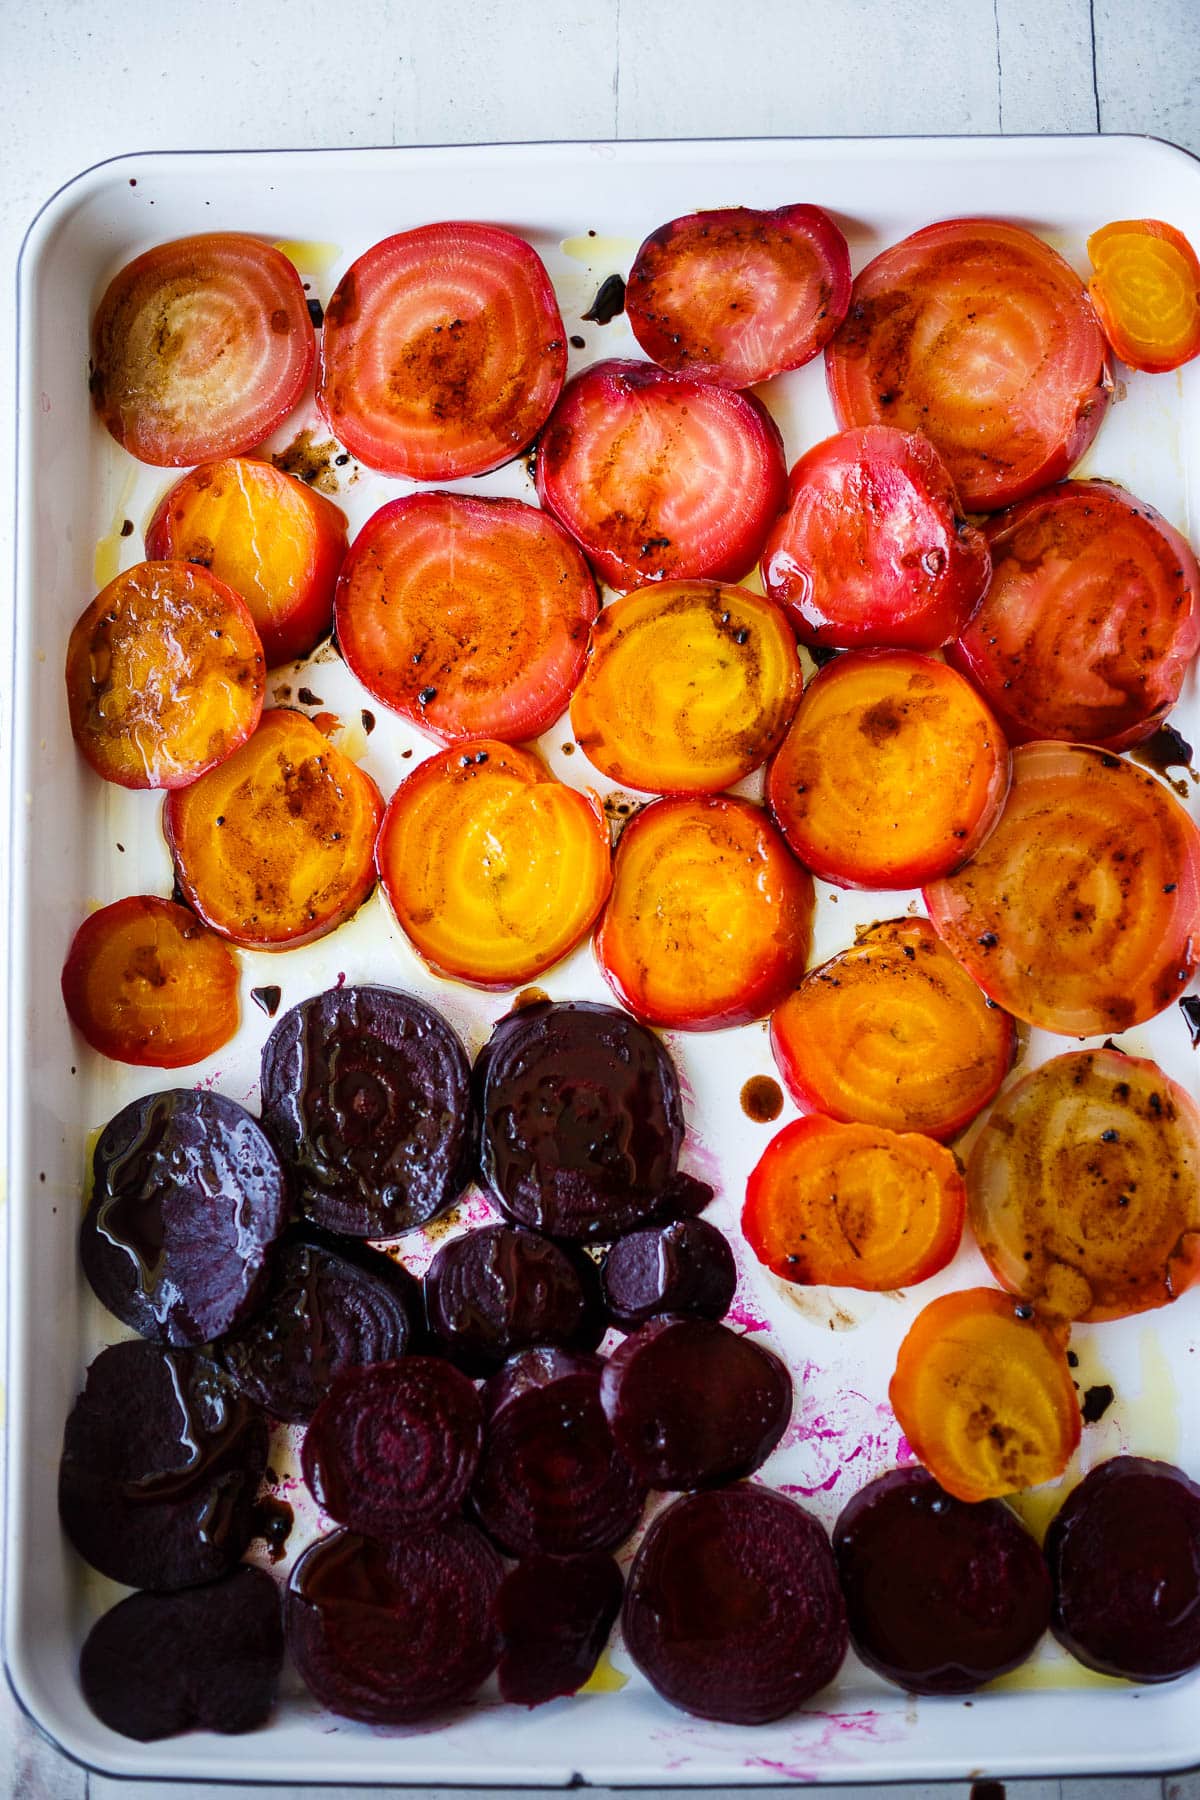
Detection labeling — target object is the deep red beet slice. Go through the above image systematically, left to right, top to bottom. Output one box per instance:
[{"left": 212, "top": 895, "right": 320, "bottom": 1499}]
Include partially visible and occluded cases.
[
  {"left": 260, "top": 985, "right": 475, "bottom": 1238},
  {"left": 80, "top": 1089, "right": 289, "bottom": 1345},
  {"left": 600, "top": 1218, "right": 737, "bottom": 1331},
  {"left": 425, "top": 1223, "right": 604, "bottom": 1375},
  {"left": 600, "top": 1315, "right": 791, "bottom": 1489},
  {"left": 59, "top": 1339, "right": 267, "bottom": 1591},
  {"left": 472, "top": 1346, "right": 647, "bottom": 1556},
  {"left": 302, "top": 1357, "right": 483, "bottom": 1535},
  {"left": 1045, "top": 1455, "right": 1200, "bottom": 1681},
  {"left": 833, "top": 1467, "right": 1050, "bottom": 1693},
  {"left": 624, "top": 1485, "right": 848, "bottom": 1723},
  {"left": 286, "top": 1523, "right": 503, "bottom": 1722},
  {"left": 497, "top": 1550, "right": 624, "bottom": 1705},
  {"left": 79, "top": 1565, "right": 283, "bottom": 1741}
]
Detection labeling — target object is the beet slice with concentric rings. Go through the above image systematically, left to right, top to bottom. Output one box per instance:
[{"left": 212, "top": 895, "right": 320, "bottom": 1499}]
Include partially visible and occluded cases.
[
  {"left": 600, "top": 1218, "right": 737, "bottom": 1332},
  {"left": 425, "top": 1223, "right": 604, "bottom": 1376},
  {"left": 624, "top": 1485, "right": 848, "bottom": 1724},
  {"left": 497, "top": 1551, "right": 624, "bottom": 1705}
]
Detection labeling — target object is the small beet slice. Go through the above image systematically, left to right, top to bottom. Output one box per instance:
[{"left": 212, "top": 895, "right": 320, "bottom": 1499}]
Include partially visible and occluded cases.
[
  {"left": 259, "top": 985, "right": 475, "bottom": 1238},
  {"left": 80, "top": 1088, "right": 289, "bottom": 1346},
  {"left": 601, "top": 1219, "right": 737, "bottom": 1332},
  {"left": 425, "top": 1223, "right": 604, "bottom": 1376},
  {"left": 600, "top": 1316, "right": 791, "bottom": 1490},
  {"left": 59, "top": 1339, "right": 267, "bottom": 1591},
  {"left": 472, "top": 1347, "right": 647, "bottom": 1556},
  {"left": 302, "top": 1358, "right": 483, "bottom": 1535},
  {"left": 833, "top": 1467, "right": 1051, "bottom": 1694},
  {"left": 624, "top": 1485, "right": 847, "bottom": 1723},
  {"left": 286, "top": 1523, "right": 503, "bottom": 1723},
  {"left": 497, "top": 1551, "right": 624, "bottom": 1705},
  {"left": 79, "top": 1565, "right": 283, "bottom": 1741}
]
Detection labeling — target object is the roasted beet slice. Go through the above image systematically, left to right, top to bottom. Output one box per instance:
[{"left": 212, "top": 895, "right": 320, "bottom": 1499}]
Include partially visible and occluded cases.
[
  {"left": 259, "top": 985, "right": 475, "bottom": 1238},
  {"left": 475, "top": 1000, "right": 711, "bottom": 1240},
  {"left": 80, "top": 1089, "right": 289, "bottom": 1346},
  {"left": 600, "top": 1218, "right": 737, "bottom": 1331},
  {"left": 425, "top": 1223, "right": 604, "bottom": 1375},
  {"left": 219, "top": 1226, "right": 421, "bottom": 1422},
  {"left": 600, "top": 1316, "right": 791, "bottom": 1489},
  {"left": 59, "top": 1339, "right": 267, "bottom": 1591},
  {"left": 472, "top": 1347, "right": 647, "bottom": 1556},
  {"left": 302, "top": 1357, "right": 483, "bottom": 1535},
  {"left": 1045, "top": 1455, "right": 1200, "bottom": 1681},
  {"left": 833, "top": 1467, "right": 1051, "bottom": 1693},
  {"left": 624, "top": 1485, "right": 847, "bottom": 1723},
  {"left": 286, "top": 1523, "right": 503, "bottom": 1722},
  {"left": 497, "top": 1551, "right": 624, "bottom": 1705},
  {"left": 79, "top": 1565, "right": 283, "bottom": 1741}
]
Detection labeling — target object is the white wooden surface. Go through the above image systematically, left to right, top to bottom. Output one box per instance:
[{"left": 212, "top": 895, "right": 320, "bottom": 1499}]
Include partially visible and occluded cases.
[{"left": 2, "top": 0, "right": 1200, "bottom": 1795}]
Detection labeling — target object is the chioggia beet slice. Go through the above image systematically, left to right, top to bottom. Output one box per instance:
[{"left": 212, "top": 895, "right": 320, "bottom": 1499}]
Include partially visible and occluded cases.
[
  {"left": 600, "top": 1218, "right": 737, "bottom": 1332},
  {"left": 425, "top": 1223, "right": 605, "bottom": 1376},
  {"left": 623, "top": 1485, "right": 848, "bottom": 1723},
  {"left": 497, "top": 1551, "right": 624, "bottom": 1705},
  {"left": 80, "top": 1566, "right": 283, "bottom": 1741}
]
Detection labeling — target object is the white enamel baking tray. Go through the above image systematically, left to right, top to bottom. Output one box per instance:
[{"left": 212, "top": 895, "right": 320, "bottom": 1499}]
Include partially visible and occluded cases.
[{"left": 9, "top": 135, "right": 1200, "bottom": 1785}]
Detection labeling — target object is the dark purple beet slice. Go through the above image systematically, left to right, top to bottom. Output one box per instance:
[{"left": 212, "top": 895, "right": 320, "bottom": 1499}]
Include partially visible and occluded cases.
[
  {"left": 260, "top": 985, "right": 475, "bottom": 1238},
  {"left": 475, "top": 1000, "right": 713, "bottom": 1240},
  {"left": 80, "top": 1089, "right": 289, "bottom": 1346},
  {"left": 601, "top": 1218, "right": 737, "bottom": 1331},
  {"left": 425, "top": 1223, "right": 604, "bottom": 1375},
  {"left": 218, "top": 1225, "right": 421, "bottom": 1421},
  {"left": 600, "top": 1315, "right": 791, "bottom": 1490},
  {"left": 59, "top": 1339, "right": 267, "bottom": 1591},
  {"left": 472, "top": 1346, "right": 647, "bottom": 1556},
  {"left": 301, "top": 1357, "right": 483, "bottom": 1535},
  {"left": 1045, "top": 1455, "right": 1200, "bottom": 1681},
  {"left": 832, "top": 1467, "right": 1050, "bottom": 1694},
  {"left": 624, "top": 1485, "right": 848, "bottom": 1724},
  {"left": 286, "top": 1523, "right": 503, "bottom": 1723},
  {"left": 497, "top": 1551, "right": 624, "bottom": 1705},
  {"left": 79, "top": 1565, "right": 283, "bottom": 1741}
]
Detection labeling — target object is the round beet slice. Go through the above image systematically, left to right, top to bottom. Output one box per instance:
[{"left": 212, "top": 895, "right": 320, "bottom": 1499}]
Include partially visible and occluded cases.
[
  {"left": 259, "top": 985, "right": 475, "bottom": 1238},
  {"left": 475, "top": 1001, "right": 712, "bottom": 1240},
  {"left": 80, "top": 1088, "right": 289, "bottom": 1346},
  {"left": 601, "top": 1218, "right": 737, "bottom": 1332},
  {"left": 425, "top": 1223, "right": 604, "bottom": 1375},
  {"left": 219, "top": 1226, "right": 421, "bottom": 1422},
  {"left": 600, "top": 1316, "right": 792, "bottom": 1489},
  {"left": 59, "top": 1339, "right": 267, "bottom": 1591},
  {"left": 472, "top": 1347, "right": 647, "bottom": 1556},
  {"left": 302, "top": 1357, "right": 483, "bottom": 1535},
  {"left": 1045, "top": 1455, "right": 1200, "bottom": 1681},
  {"left": 833, "top": 1467, "right": 1050, "bottom": 1693},
  {"left": 624, "top": 1485, "right": 848, "bottom": 1723},
  {"left": 286, "top": 1523, "right": 504, "bottom": 1723},
  {"left": 497, "top": 1551, "right": 624, "bottom": 1705},
  {"left": 80, "top": 1565, "right": 283, "bottom": 1741}
]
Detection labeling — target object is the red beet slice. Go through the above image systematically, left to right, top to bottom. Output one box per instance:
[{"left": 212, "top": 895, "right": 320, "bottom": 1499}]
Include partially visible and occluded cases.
[
  {"left": 260, "top": 985, "right": 475, "bottom": 1238},
  {"left": 475, "top": 1000, "right": 711, "bottom": 1240},
  {"left": 80, "top": 1088, "right": 289, "bottom": 1346},
  {"left": 600, "top": 1218, "right": 737, "bottom": 1331},
  {"left": 425, "top": 1223, "right": 604, "bottom": 1375},
  {"left": 600, "top": 1316, "right": 791, "bottom": 1489},
  {"left": 59, "top": 1339, "right": 267, "bottom": 1591},
  {"left": 472, "top": 1347, "right": 647, "bottom": 1556},
  {"left": 302, "top": 1357, "right": 483, "bottom": 1535},
  {"left": 1045, "top": 1455, "right": 1200, "bottom": 1681},
  {"left": 833, "top": 1467, "right": 1050, "bottom": 1693},
  {"left": 624, "top": 1485, "right": 848, "bottom": 1723},
  {"left": 286, "top": 1523, "right": 503, "bottom": 1722},
  {"left": 497, "top": 1550, "right": 624, "bottom": 1705},
  {"left": 79, "top": 1565, "right": 283, "bottom": 1741}
]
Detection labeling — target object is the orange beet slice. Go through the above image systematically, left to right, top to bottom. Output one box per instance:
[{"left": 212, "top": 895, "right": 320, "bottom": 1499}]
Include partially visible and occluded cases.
[{"left": 1087, "top": 219, "right": 1200, "bottom": 374}]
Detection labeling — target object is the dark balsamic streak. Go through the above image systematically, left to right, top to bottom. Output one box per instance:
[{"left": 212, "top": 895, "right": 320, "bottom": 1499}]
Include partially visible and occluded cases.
[{"left": 583, "top": 274, "right": 626, "bottom": 325}]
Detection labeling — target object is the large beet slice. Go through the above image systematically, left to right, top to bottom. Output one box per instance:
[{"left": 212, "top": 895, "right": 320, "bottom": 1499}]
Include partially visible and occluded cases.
[
  {"left": 260, "top": 985, "right": 475, "bottom": 1237},
  {"left": 475, "top": 1000, "right": 712, "bottom": 1239},
  {"left": 80, "top": 1088, "right": 289, "bottom": 1345},
  {"left": 601, "top": 1218, "right": 737, "bottom": 1331},
  {"left": 425, "top": 1223, "right": 604, "bottom": 1375},
  {"left": 219, "top": 1225, "right": 421, "bottom": 1421},
  {"left": 600, "top": 1316, "right": 792, "bottom": 1489},
  {"left": 59, "top": 1339, "right": 267, "bottom": 1591},
  {"left": 472, "top": 1346, "right": 647, "bottom": 1555},
  {"left": 302, "top": 1357, "right": 483, "bottom": 1535},
  {"left": 833, "top": 1467, "right": 1050, "bottom": 1693},
  {"left": 624, "top": 1485, "right": 848, "bottom": 1723},
  {"left": 286, "top": 1523, "right": 503, "bottom": 1723},
  {"left": 497, "top": 1550, "right": 624, "bottom": 1705},
  {"left": 79, "top": 1565, "right": 283, "bottom": 1741}
]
